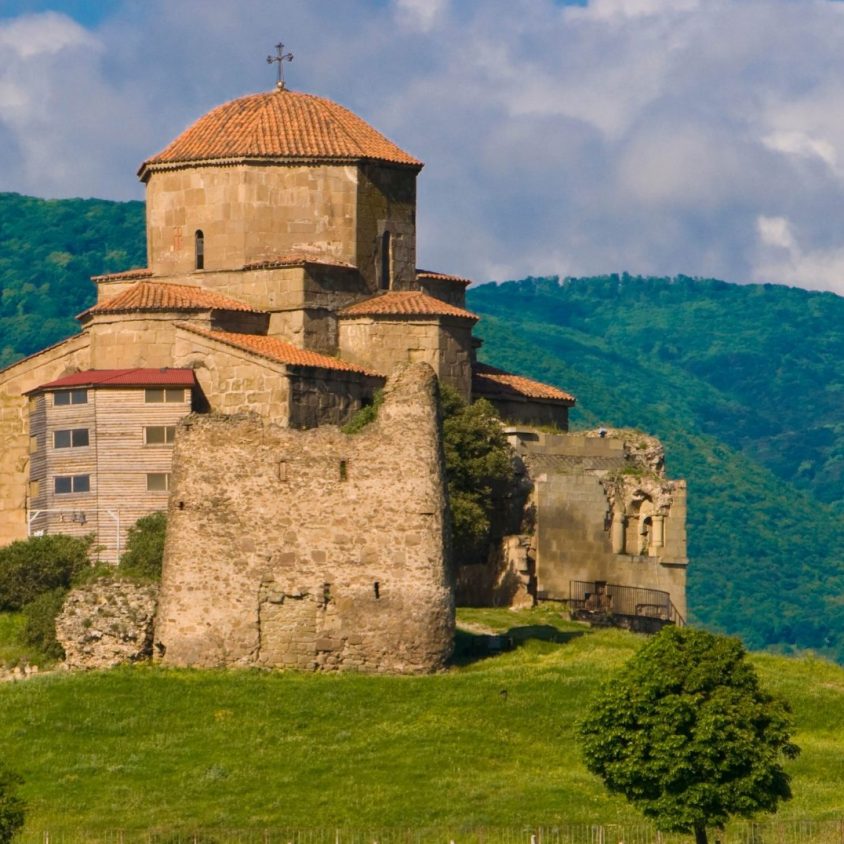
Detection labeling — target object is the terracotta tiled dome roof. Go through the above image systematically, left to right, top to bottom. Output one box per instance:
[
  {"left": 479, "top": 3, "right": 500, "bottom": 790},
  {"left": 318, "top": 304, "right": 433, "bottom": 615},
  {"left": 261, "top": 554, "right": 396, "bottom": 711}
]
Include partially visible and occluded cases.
[{"left": 139, "top": 90, "right": 422, "bottom": 178}]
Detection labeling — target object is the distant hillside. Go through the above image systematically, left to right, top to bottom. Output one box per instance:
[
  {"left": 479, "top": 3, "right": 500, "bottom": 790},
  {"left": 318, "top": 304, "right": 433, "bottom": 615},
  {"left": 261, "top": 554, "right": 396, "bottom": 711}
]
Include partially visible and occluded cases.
[
  {"left": 0, "top": 193, "right": 145, "bottom": 369},
  {"left": 1, "top": 193, "right": 842, "bottom": 660},
  {"left": 468, "top": 276, "right": 844, "bottom": 660}
]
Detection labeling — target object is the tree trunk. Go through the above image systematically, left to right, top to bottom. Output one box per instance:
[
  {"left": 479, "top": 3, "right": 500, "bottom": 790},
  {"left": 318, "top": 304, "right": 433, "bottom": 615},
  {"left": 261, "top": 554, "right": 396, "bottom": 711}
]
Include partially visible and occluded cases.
[{"left": 694, "top": 823, "right": 708, "bottom": 844}]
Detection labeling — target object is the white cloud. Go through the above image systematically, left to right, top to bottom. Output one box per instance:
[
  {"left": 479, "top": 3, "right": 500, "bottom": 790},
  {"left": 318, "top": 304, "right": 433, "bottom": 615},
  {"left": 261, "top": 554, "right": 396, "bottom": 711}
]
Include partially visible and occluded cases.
[
  {"left": 394, "top": 0, "right": 449, "bottom": 32},
  {"left": 3, "top": 1, "right": 844, "bottom": 295},
  {"left": 762, "top": 131, "right": 838, "bottom": 171},
  {"left": 757, "top": 216, "right": 797, "bottom": 252}
]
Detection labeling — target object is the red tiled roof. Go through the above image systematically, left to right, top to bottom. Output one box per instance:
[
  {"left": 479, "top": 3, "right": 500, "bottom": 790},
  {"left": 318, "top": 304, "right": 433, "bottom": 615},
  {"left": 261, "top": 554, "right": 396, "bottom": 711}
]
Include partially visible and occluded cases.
[
  {"left": 140, "top": 90, "right": 422, "bottom": 176},
  {"left": 243, "top": 253, "right": 355, "bottom": 271},
  {"left": 91, "top": 268, "right": 153, "bottom": 282},
  {"left": 416, "top": 269, "right": 472, "bottom": 287},
  {"left": 80, "top": 282, "right": 263, "bottom": 318},
  {"left": 338, "top": 291, "right": 478, "bottom": 321},
  {"left": 177, "top": 324, "right": 381, "bottom": 377},
  {"left": 472, "top": 362, "right": 575, "bottom": 404},
  {"left": 31, "top": 368, "right": 196, "bottom": 392}
]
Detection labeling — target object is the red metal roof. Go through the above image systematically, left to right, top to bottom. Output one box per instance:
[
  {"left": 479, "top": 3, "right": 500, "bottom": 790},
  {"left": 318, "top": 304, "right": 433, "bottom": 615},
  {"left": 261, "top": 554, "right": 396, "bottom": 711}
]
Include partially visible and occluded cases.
[
  {"left": 472, "top": 362, "right": 575, "bottom": 404},
  {"left": 31, "top": 368, "right": 197, "bottom": 392}
]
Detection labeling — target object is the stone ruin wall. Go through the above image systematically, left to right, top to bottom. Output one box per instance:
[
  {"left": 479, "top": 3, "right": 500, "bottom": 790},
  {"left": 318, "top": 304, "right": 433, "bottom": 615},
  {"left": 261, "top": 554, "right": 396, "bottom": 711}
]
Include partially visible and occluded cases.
[
  {"left": 154, "top": 362, "right": 454, "bottom": 674},
  {"left": 457, "top": 428, "right": 688, "bottom": 619}
]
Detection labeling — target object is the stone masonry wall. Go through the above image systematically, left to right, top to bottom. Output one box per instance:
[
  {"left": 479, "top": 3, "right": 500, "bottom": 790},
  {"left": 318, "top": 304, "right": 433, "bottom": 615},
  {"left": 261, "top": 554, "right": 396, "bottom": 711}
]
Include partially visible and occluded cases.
[
  {"left": 146, "top": 165, "right": 359, "bottom": 276},
  {"left": 339, "top": 317, "right": 472, "bottom": 398},
  {"left": 172, "top": 329, "right": 291, "bottom": 424},
  {"left": 0, "top": 334, "right": 91, "bottom": 548},
  {"left": 154, "top": 362, "right": 454, "bottom": 673},
  {"left": 514, "top": 429, "right": 688, "bottom": 620}
]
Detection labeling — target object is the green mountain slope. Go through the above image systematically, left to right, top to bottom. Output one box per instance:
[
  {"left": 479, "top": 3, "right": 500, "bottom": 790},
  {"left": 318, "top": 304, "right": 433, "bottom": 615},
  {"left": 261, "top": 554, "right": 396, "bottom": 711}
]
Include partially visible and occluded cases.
[
  {"left": 0, "top": 193, "right": 145, "bottom": 368},
  {"left": 468, "top": 276, "right": 844, "bottom": 659}
]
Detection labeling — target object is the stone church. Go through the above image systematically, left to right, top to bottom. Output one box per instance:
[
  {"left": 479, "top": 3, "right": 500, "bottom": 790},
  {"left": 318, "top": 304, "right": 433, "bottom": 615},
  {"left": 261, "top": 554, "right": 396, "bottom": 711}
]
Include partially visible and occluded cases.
[{"left": 0, "top": 79, "right": 687, "bottom": 672}]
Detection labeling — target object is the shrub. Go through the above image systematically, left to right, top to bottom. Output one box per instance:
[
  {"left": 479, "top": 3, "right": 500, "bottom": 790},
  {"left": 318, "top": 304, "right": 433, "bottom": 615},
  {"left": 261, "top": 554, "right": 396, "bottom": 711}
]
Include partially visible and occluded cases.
[
  {"left": 341, "top": 390, "right": 384, "bottom": 434},
  {"left": 119, "top": 511, "right": 167, "bottom": 580},
  {"left": 0, "top": 533, "right": 91, "bottom": 611},
  {"left": 21, "top": 587, "right": 68, "bottom": 660},
  {"left": 0, "top": 765, "right": 25, "bottom": 844}
]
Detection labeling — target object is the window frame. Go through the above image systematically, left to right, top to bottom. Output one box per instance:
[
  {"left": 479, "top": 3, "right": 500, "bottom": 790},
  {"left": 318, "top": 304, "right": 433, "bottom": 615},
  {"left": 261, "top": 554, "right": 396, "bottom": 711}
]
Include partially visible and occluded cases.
[
  {"left": 53, "top": 388, "right": 88, "bottom": 406},
  {"left": 145, "top": 388, "right": 184, "bottom": 404},
  {"left": 144, "top": 425, "right": 176, "bottom": 445},
  {"left": 53, "top": 428, "right": 89, "bottom": 449},
  {"left": 146, "top": 472, "right": 171, "bottom": 492},
  {"left": 54, "top": 474, "right": 90, "bottom": 495}
]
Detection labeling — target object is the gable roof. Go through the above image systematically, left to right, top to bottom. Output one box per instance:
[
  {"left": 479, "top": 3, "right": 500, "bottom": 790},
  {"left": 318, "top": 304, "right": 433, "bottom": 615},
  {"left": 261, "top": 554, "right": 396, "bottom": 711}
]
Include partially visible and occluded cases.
[
  {"left": 140, "top": 90, "right": 422, "bottom": 178},
  {"left": 243, "top": 253, "right": 356, "bottom": 271},
  {"left": 91, "top": 268, "right": 153, "bottom": 283},
  {"left": 416, "top": 269, "right": 472, "bottom": 287},
  {"left": 79, "top": 282, "right": 263, "bottom": 319},
  {"left": 338, "top": 291, "right": 478, "bottom": 321},
  {"left": 177, "top": 324, "right": 381, "bottom": 377},
  {"left": 472, "top": 362, "right": 575, "bottom": 404},
  {"left": 30, "top": 368, "right": 197, "bottom": 393}
]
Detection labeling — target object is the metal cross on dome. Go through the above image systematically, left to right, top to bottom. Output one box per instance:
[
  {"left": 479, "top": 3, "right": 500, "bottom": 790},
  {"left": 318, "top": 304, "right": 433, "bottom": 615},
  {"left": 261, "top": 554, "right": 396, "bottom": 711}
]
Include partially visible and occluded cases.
[{"left": 267, "top": 42, "right": 294, "bottom": 90}]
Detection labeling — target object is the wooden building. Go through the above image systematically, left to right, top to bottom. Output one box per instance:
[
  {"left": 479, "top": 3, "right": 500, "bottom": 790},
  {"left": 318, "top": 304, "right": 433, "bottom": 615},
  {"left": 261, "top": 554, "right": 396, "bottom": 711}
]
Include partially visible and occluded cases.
[{"left": 26, "top": 369, "right": 196, "bottom": 562}]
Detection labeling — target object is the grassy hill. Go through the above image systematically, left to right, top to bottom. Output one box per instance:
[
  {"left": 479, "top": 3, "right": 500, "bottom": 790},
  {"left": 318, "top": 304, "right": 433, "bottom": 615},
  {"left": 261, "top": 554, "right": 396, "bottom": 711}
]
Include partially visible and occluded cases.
[
  {"left": 467, "top": 276, "right": 844, "bottom": 661},
  {"left": 0, "top": 608, "right": 842, "bottom": 840}
]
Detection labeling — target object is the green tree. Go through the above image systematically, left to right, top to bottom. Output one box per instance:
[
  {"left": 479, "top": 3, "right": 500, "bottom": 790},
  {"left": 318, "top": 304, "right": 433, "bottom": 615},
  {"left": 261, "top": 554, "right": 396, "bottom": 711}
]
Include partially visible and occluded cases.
[
  {"left": 440, "top": 385, "right": 514, "bottom": 564},
  {"left": 119, "top": 511, "right": 167, "bottom": 580},
  {"left": 579, "top": 627, "right": 799, "bottom": 844},
  {"left": 0, "top": 765, "right": 25, "bottom": 844}
]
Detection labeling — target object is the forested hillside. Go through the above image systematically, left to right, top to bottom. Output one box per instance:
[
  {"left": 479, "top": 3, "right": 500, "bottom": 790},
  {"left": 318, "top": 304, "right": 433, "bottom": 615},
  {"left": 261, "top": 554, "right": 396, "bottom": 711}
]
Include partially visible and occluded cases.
[
  {"left": 0, "top": 193, "right": 145, "bottom": 368},
  {"left": 1, "top": 193, "right": 842, "bottom": 661},
  {"left": 468, "top": 276, "right": 844, "bottom": 660}
]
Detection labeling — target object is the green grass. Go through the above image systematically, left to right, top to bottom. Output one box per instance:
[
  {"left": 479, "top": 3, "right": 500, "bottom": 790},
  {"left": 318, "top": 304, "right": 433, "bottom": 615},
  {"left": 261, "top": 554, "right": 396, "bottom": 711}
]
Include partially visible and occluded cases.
[{"left": 0, "top": 607, "right": 841, "bottom": 836}]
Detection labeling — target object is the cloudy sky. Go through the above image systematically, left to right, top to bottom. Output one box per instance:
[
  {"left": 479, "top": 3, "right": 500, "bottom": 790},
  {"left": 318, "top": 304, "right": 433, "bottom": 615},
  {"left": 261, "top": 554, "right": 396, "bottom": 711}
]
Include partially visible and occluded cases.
[{"left": 3, "top": 0, "right": 844, "bottom": 294}]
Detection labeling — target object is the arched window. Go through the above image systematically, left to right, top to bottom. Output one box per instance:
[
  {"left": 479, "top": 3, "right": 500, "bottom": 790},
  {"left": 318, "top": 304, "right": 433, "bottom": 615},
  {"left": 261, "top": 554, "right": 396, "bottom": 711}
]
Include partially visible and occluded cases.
[
  {"left": 195, "top": 230, "right": 205, "bottom": 270},
  {"left": 379, "top": 230, "right": 392, "bottom": 290}
]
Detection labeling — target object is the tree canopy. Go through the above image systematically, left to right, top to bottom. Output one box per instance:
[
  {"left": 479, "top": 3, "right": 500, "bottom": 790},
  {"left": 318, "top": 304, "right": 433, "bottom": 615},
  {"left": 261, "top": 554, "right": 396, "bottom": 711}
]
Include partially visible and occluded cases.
[
  {"left": 440, "top": 385, "right": 514, "bottom": 564},
  {"left": 579, "top": 626, "right": 800, "bottom": 844}
]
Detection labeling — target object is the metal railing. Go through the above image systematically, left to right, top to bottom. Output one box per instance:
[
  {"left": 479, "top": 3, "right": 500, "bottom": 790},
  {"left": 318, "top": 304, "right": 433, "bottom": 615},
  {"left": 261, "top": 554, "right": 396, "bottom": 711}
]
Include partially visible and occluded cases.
[{"left": 569, "top": 580, "right": 686, "bottom": 628}]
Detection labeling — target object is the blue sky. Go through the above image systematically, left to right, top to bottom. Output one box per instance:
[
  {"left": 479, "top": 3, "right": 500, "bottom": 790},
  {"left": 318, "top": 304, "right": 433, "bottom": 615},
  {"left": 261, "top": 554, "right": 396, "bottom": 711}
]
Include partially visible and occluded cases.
[{"left": 2, "top": 0, "right": 844, "bottom": 294}]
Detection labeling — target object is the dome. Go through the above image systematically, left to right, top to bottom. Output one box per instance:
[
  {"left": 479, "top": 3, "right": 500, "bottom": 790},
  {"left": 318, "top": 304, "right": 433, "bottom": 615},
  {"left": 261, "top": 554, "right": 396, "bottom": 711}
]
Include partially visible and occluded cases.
[{"left": 138, "top": 89, "right": 422, "bottom": 179}]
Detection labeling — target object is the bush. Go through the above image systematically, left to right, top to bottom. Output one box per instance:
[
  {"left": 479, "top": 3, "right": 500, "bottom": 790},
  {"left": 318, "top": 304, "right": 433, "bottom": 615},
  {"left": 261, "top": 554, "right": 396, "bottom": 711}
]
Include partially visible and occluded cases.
[
  {"left": 441, "top": 385, "right": 514, "bottom": 564},
  {"left": 341, "top": 390, "right": 384, "bottom": 434},
  {"left": 119, "top": 512, "right": 167, "bottom": 580},
  {"left": 0, "top": 534, "right": 91, "bottom": 611},
  {"left": 21, "top": 587, "right": 68, "bottom": 660},
  {"left": 0, "top": 765, "right": 25, "bottom": 844}
]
